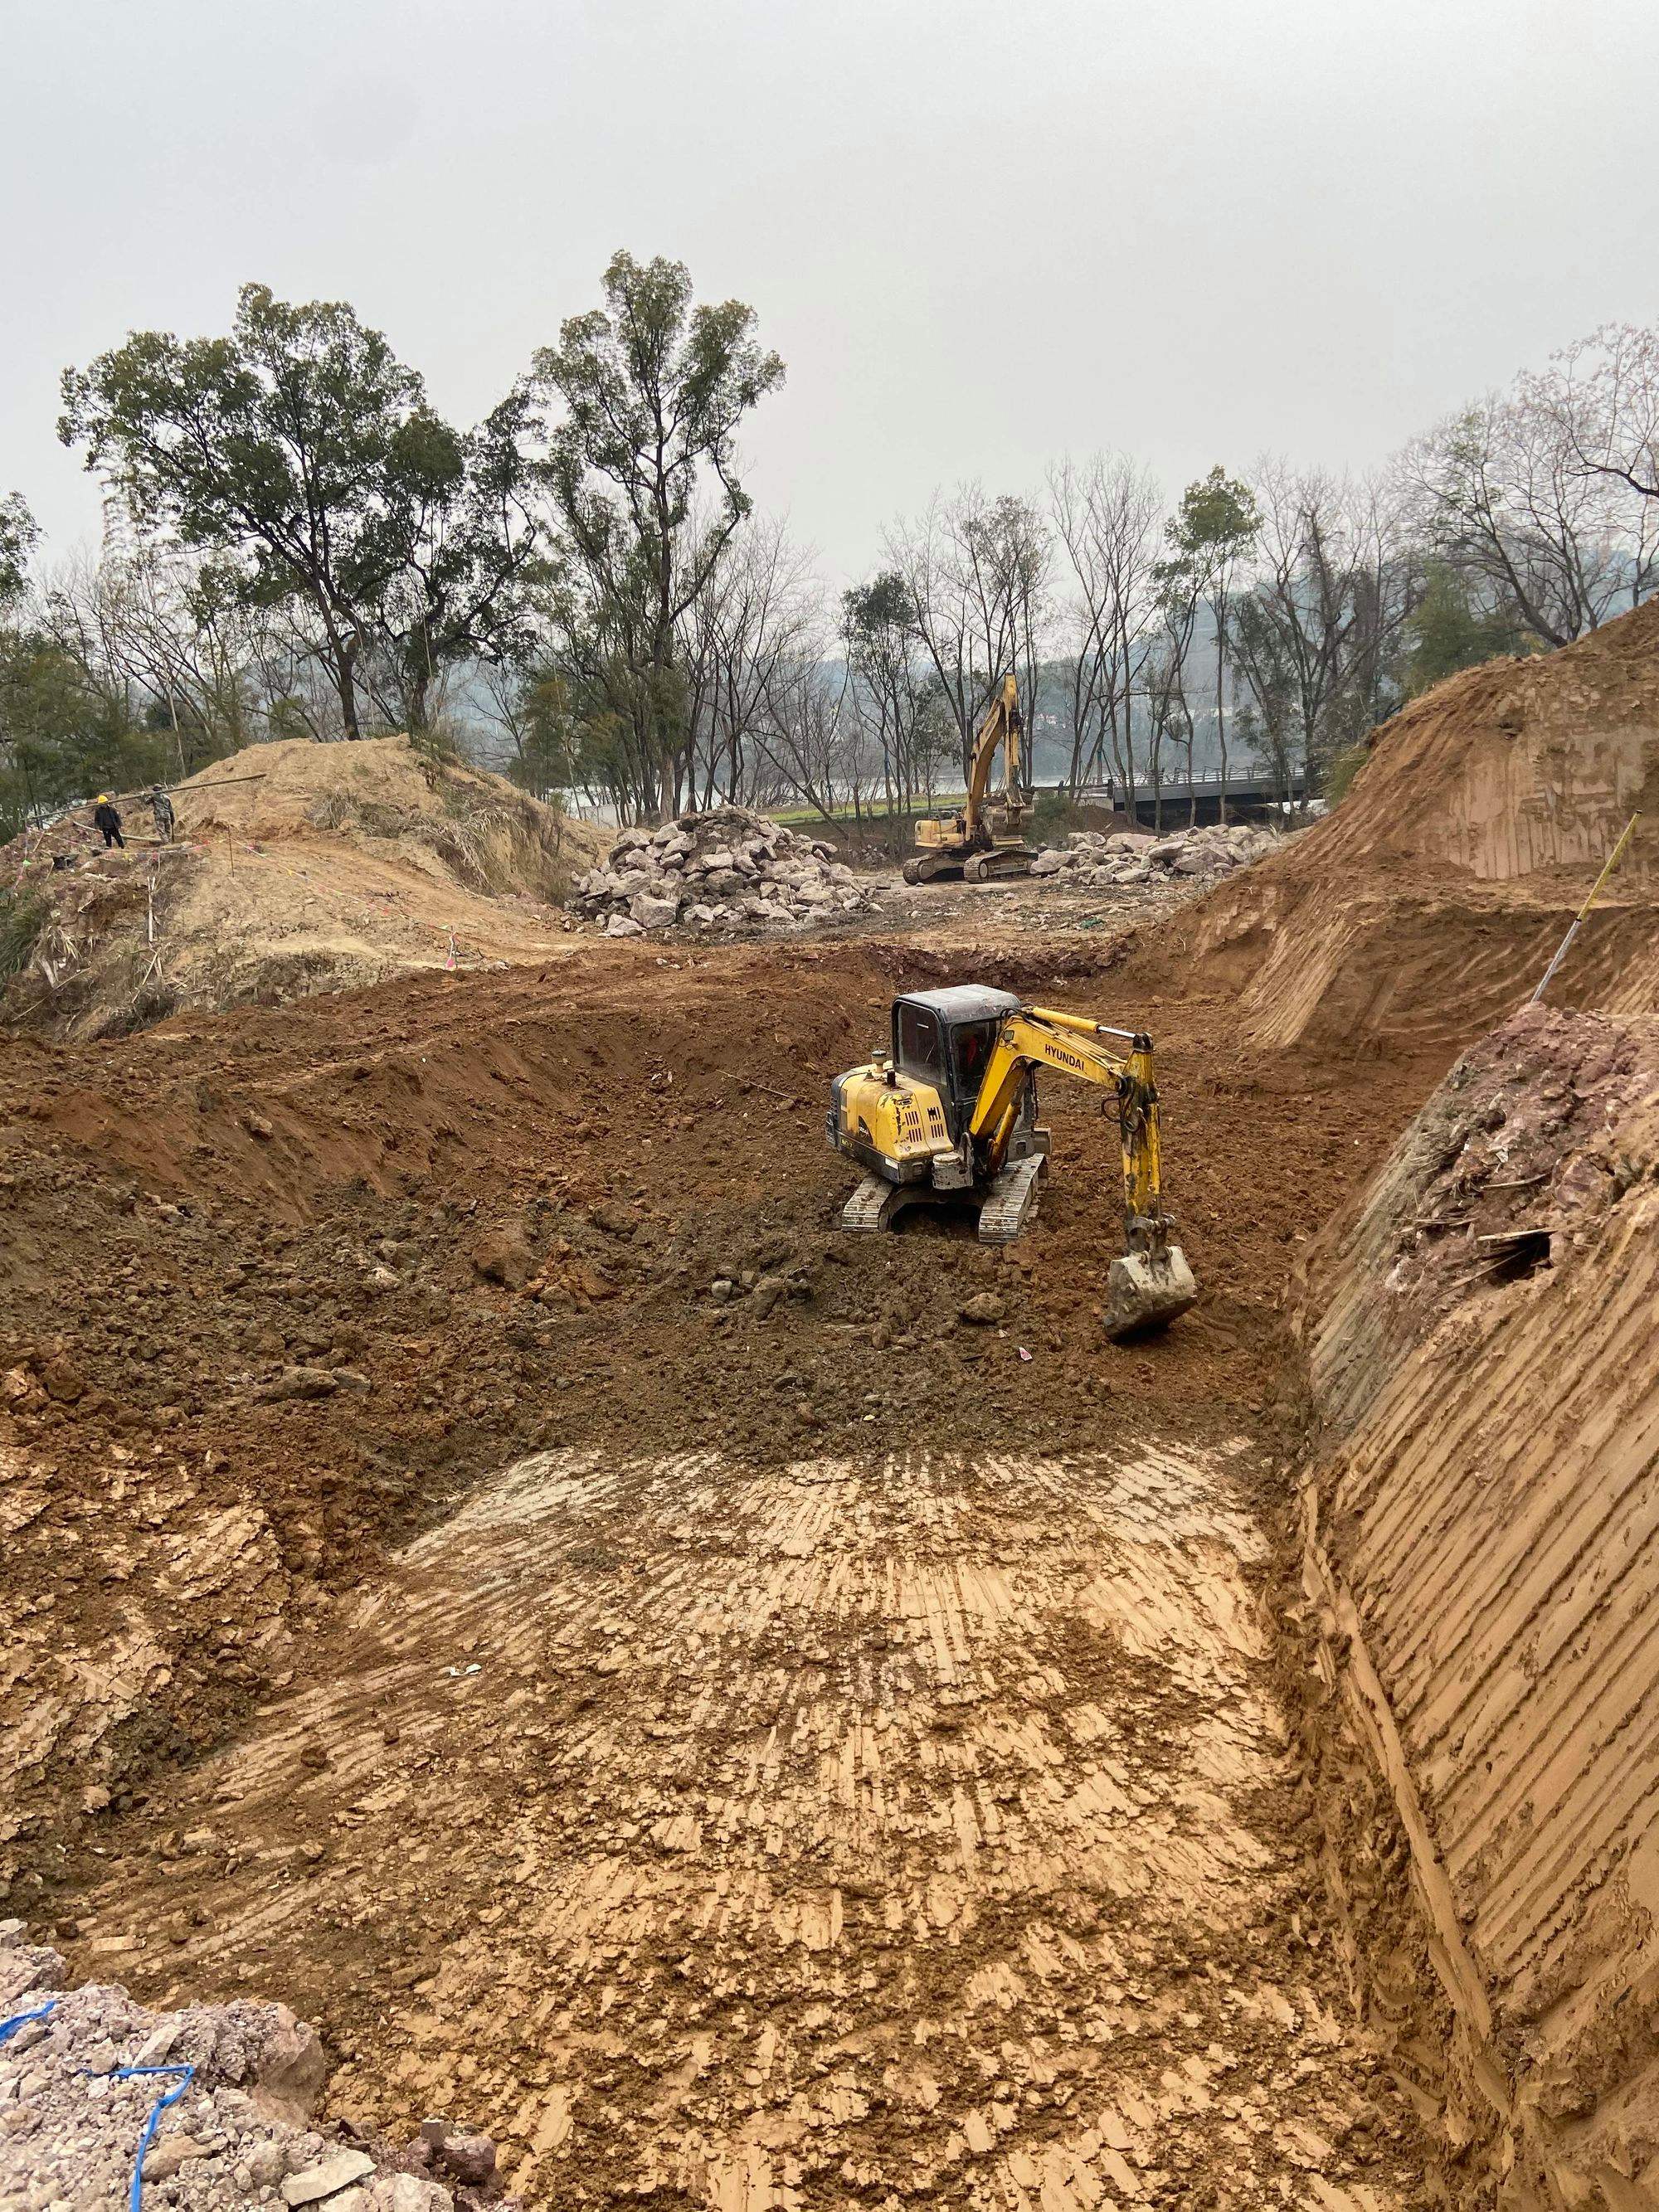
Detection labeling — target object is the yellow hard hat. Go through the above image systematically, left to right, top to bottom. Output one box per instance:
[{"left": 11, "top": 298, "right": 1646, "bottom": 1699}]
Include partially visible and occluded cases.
[{"left": 95, "top": 791, "right": 111, "bottom": 803}]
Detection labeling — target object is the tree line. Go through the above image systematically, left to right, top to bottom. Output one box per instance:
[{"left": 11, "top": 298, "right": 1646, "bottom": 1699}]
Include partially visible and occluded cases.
[{"left": 5, "top": 257, "right": 1659, "bottom": 839}]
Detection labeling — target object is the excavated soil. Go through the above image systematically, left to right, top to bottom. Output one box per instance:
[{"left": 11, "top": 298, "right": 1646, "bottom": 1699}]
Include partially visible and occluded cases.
[
  {"left": 6, "top": 609, "right": 1658, "bottom": 2208},
  {"left": 2, "top": 918, "right": 1454, "bottom": 2208}
]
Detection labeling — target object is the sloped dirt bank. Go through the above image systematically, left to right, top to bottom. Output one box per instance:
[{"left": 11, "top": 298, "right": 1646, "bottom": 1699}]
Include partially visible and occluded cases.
[
  {"left": 1177, "top": 598, "right": 1659, "bottom": 1051},
  {"left": 1293, "top": 1005, "right": 1659, "bottom": 2208}
]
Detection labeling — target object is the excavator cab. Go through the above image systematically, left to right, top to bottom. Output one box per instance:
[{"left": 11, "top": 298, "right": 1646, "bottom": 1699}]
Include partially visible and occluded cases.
[{"left": 891, "top": 986, "right": 1022, "bottom": 1142}]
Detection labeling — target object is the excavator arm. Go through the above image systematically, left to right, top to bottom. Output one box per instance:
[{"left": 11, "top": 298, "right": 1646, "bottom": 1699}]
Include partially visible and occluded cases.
[
  {"left": 961, "top": 673, "right": 1025, "bottom": 843},
  {"left": 967, "top": 1005, "right": 1196, "bottom": 1335},
  {"left": 969, "top": 1009, "right": 1163, "bottom": 1236}
]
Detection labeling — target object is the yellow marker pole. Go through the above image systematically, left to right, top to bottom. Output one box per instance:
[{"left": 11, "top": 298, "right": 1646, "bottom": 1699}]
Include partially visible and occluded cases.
[{"left": 1530, "top": 813, "right": 1642, "bottom": 1004}]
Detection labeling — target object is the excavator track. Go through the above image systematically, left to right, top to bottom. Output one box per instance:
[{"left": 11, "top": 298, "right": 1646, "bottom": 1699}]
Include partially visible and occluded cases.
[
  {"left": 964, "top": 847, "right": 1036, "bottom": 884},
  {"left": 975, "top": 1155, "right": 1044, "bottom": 1242},
  {"left": 841, "top": 1173, "right": 906, "bottom": 1232}
]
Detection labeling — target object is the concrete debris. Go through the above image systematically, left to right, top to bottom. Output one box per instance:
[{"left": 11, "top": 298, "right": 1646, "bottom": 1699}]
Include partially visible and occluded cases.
[
  {"left": 570, "top": 805, "right": 876, "bottom": 936},
  {"left": 1029, "top": 821, "right": 1282, "bottom": 887},
  {"left": 0, "top": 1924, "right": 513, "bottom": 2211}
]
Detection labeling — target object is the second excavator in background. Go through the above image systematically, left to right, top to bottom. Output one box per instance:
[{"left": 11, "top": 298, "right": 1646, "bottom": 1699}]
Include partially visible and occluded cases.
[{"left": 903, "top": 675, "right": 1037, "bottom": 884}]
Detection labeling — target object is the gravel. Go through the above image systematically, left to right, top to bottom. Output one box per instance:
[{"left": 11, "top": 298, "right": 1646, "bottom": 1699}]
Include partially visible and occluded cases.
[{"left": 0, "top": 1923, "right": 514, "bottom": 2211}]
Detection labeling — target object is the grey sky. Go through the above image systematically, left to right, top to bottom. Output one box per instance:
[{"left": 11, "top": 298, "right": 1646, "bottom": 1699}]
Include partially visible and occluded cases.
[{"left": 5, "top": 0, "right": 1655, "bottom": 586}]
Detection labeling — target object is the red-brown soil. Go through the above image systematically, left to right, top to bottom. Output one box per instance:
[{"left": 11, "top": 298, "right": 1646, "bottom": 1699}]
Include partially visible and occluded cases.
[{"left": 4, "top": 612, "right": 1657, "bottom": 2208}]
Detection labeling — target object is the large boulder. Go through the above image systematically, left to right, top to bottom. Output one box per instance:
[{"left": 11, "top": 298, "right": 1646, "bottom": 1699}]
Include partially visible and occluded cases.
[{"left": 630, "top": 890, "right": 682, "bottom": 929}]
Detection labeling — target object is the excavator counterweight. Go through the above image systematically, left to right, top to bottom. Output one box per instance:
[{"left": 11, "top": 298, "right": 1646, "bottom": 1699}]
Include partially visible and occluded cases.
[{"left": 827, "top": 986, "right": 1198, "bottom": 1339}]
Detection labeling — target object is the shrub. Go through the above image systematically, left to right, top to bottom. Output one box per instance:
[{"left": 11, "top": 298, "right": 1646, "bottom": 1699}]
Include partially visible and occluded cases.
[{"left": 0, "top": 887, "right": 46, "bottom": 978}]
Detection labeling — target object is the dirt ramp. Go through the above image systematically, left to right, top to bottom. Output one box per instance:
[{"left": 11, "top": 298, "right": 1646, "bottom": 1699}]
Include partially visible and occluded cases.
[
  {"left": 1185, "top": 601, "right": 1659, "bottom": 1052},
  {"left": 1299, "top": 1004, "right": 1659, "bottom": 2206}
]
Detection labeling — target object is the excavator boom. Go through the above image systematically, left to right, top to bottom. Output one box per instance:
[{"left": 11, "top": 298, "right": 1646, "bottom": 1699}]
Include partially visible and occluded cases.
[{"left": 969, "top": 1009, "right": 1197, "bottom": 1336}]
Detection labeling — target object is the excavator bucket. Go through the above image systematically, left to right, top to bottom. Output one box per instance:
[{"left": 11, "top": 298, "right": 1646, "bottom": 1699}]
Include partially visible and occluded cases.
[{"left": 1102, "top": 1242, "right": 1199, "bottom": 1340}]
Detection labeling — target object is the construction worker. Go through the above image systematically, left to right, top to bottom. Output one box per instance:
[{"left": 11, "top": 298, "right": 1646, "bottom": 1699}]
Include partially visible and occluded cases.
[
  {"left": 148, "top": 784, "right": 176, "bottom": 843},
  {"left": 92, "top": 794, "right": 124, "bottom": 849}
]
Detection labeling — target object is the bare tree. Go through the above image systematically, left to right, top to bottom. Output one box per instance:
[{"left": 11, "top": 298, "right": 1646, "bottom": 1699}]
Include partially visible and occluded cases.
[
  {"left": 1522, "top": 324, "right": 1659, "bottom": 515},
  {"left": 1398, "top": 382, "right": 1654, "bottom": 647},
  {"left": 1048, "top": 455, "right": 1162, "bottom": 809},
  {"left": 1230, "top": 462, "right": 1420, "bottom": 795},
  {"left": 885, "top": 486, "right": 1051, "bottom": 783},
  {"left": 679, "top": 515, "right": 819, "bottom": 809},
  {"left": 753, "top": 650, "right": 854, "bottom": 826}
]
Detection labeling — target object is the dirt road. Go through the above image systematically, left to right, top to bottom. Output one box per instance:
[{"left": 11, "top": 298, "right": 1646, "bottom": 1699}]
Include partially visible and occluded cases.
[{"left": 78, "top": 1433, "right": 1423, "bottom": 2208}]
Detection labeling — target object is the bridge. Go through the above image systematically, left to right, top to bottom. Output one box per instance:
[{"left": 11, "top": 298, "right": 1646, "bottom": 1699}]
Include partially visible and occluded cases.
[{"left": 1051, "top": 768, "right": 1308, "bottom": 828}]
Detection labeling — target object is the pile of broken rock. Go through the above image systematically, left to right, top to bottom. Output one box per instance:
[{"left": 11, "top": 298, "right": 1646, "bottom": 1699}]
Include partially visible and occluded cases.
[
  {"left": 569, "top": 806, "right": 874, "bottom": 937},
  {"left": 1029, "top": 821, "right": 1280, "bottom": 889},
  {"left": 0, "top": 1923, "right": 513, "bottom": 2211}
]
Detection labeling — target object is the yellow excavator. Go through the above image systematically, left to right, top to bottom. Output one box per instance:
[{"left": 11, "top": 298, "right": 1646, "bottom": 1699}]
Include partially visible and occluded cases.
[
  {"left": 904, "top": 674, "right": 1036, "bottom": 884},
  {"left": 828, "top": 985, "right": 1198, "bottom": 1338}
]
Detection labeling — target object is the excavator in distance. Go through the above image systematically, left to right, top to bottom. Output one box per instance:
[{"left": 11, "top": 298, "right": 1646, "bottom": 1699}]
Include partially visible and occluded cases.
[
  {"left": 904, "top": 674, "right": 1036, "bottom": 884},
  {"left": 828, "top": 985, "right": 1199, "bottom": 1339}
]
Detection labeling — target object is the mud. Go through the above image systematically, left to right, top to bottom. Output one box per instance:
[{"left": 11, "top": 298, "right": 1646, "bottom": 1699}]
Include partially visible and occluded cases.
[
  {"left": 0, "top": 914, "right": 1454, "bottom": 2205},
  {"left": 75, "top": 1440, "right": 1429, "bottom": 2209}
]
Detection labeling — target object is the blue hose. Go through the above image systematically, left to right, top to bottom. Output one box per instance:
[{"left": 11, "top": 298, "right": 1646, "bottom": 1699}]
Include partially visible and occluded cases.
[
  {"left": 2, "top": 1996, "right": 198, "bottom": 2210},
  {"left": 0, "top": 2000, "right": 56, "bottom": 2046},
  {"left": 107, "top": 2063, "right": 198, "bottom": 2212}
]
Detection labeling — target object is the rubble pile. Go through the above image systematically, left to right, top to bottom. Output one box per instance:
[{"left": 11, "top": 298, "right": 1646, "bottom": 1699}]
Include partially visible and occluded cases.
[
  {"left": 569, "top": 806, "right": 875, "bottom": 936},
  {"left": 1029, "top": 822, "right": 1281, "bottom": 888},
  {"left": 0, "top": 1923, "right": 513, "bottom": 2211}
]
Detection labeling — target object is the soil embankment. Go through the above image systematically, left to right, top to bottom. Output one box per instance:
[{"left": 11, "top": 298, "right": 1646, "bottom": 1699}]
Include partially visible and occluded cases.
[
  {"left": 1185, "top": 599, "right": 1659, "bottom": 1052},
  {"left": 1297, "top": 1007, "right": 1659, "bottom": 2207}
]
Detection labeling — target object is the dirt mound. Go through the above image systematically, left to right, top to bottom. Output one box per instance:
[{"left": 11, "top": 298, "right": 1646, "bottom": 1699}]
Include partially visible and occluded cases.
[
  {"left": 1184, "top": 603, "right": 1659, "bottom": 1051},
  {"left": 0, "top": 737, "right": 603, "bottom": 1040},
  {"left": 1295, "top": 1004, "right": 1659, "bottom": 2205}
]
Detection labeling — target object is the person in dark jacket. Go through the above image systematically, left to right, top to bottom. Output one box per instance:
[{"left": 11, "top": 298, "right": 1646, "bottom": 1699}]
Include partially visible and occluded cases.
[{"left": 92, "top": 794, "right": 124, "bottom": 848}]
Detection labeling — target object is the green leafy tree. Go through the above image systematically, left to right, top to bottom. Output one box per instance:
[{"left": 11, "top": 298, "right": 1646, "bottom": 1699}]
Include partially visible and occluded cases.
[
  {"left": 531, "top": 250, "right": 785, "bottom": 819},
  {"left": 60, "top": 284, "right": 540, "bottom": 741},
  {"left": 360, "top": 387, "right": 545, "bottom": 733},
  {"left": 1156, "top": 467, "right": 1260, "bottom": 820},
  {"left": 0, "top": 493, "right": 37, "bottom": 610},
  {"left": 1404, "top": 562, "right": 1532, "bottom": 694}
]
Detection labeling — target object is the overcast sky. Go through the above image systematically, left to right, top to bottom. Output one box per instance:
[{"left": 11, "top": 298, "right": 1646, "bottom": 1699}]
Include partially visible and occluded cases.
[{"left": 5, "top": 0, "right": 1655, "bottom": 586}]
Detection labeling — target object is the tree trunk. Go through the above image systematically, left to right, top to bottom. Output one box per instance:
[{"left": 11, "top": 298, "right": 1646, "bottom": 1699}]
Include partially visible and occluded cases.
[{"left": 1214, "top": 601, "right": 1228, "bottom": 826}]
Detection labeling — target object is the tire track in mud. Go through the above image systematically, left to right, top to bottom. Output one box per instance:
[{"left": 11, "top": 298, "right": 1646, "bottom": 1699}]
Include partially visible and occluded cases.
[{"left": 79, "top": 1441, "right": 1427, "bottom": 2208}]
